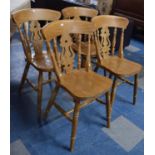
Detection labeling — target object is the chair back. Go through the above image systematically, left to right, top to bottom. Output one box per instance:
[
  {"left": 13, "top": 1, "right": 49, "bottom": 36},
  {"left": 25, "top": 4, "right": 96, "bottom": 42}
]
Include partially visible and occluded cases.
[
  {"left": 62, "top": 7, "right": 98, "bottom": 21},
  {"left": 62, "top": 7, "right": 98, "bottom": 45},
  {"left": 12, "top": 8, "right": 61, "bottom": 61},
  {"left": 92, "top": 15, "right": 129, "bottom": 62},
  {"left": 41, "top": 20, "right": 95, "bottom": 81}
]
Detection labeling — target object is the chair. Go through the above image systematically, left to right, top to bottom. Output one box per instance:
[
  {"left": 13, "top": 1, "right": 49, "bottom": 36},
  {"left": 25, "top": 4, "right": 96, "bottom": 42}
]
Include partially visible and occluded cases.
[
  {"left": 62, "top": 7, "right": 98, "bottom": 66},
  {"left": 11, "top": 8, "right": 61, "bottom": 121},
  {"left": 92, "top": 15, "right": 142, "bottom": 105},
  {"left": 41, "top": 20, "right": 113, "bottom": 151}
]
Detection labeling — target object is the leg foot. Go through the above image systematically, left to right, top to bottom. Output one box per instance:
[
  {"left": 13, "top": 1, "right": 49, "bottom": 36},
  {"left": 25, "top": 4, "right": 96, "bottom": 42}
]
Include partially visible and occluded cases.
[
  {"left": 19, "top": 62, "right": 30, "bottom": 94},
  {"left": 37, "top": 71, "right": 43, "bottom": 121},
  {"left": 133, "top": 74, "right": 138, "bottom": 105},
  {"left": 111, "top": 76, "right": 117, "bottom": 106},
  {"left": 106, "top": 92, "right": 111, "bottom": 128},
  {"left": 70, "top": 100, "right": 80, "bottom": 152}
]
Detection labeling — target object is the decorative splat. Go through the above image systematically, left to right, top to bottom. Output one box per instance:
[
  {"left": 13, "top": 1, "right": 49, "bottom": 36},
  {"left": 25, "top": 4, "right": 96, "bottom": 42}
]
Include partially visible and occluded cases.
[
  {"left": 73, "top": 16, "right": 81, "bottom": 20},
  {"left": 30, "top": 21, "right": 43, "bottom": 56},
  {"left": 97, "top": 27, "right": 111, "bottom": 60},
  {"left": 100, "top": 27, "right": 111, "bottom": 58},
  {"left": 60, "top": 33, "right": 75, "bottom": 74}
]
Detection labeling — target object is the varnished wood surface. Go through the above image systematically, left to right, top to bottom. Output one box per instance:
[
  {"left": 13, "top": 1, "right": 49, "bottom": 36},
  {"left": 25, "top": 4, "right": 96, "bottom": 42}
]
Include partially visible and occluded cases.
[
  {"left": 62, "top": 6, "right": 98, "bottom": 19},
  {"left": 62, "top": 6, "right": 98, "bottom": 58},
  {"left": 11, "top": 8, "right": 61, "bottom": 121},
  {"left": 12, "top": 8, "right": 61, "bottom": 27},
  {"left": 12, "top": 8, "right": 61, "bottom": 67},
  {"left": 12, "top": 8, "right": 61, "bottom": 73},
  {"left": 92, "top": 15, "right": 142, "bottom": 105},
  {"left": 92, "top": 15, "right": 129, "bottom": 29},
  {"left": 92, "top": 15, "right": 129, "bottom": 59},
  {"left": 92, "top": 15, "right": 142, "bottom": 77},
  {"left": 42, "top": 20, "right": 112, "bottom": 151},
  {"left": 42, "top": 20, "right": 95, "bottom": 41},
  {"left": 31, "top": 52, "right": 53, "bottom": 71},
  {"left": 99, "top": 56, "right": 142, "bottom": 77},
  {"left": 60, "top": 69, "right": 112, "bottom": 99}
]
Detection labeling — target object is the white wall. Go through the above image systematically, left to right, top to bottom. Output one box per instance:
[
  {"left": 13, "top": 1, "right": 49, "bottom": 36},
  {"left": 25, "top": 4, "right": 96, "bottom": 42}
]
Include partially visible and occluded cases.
[{"left": 10, "top": 0, "right": 30, "bottom": 12}]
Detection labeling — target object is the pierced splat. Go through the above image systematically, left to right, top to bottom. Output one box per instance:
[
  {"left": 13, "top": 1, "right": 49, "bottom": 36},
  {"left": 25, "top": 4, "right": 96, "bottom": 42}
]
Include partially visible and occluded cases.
[
  {"left": 73, "top": 16, "right": 81, "bottom": 20},
  {"left": 30, "top": 20, "right": 43, "bottom": 56},
  {"left": 99, "top": 27, "right": 111, "bottom": 59},
  {"left": 60, "top": 33, "right": 75, "bottom": 73}
]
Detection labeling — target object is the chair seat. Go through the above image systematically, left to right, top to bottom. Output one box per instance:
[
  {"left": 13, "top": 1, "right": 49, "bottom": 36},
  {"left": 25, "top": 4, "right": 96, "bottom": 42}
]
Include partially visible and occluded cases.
[
  {"left": 72, "top": 41, "right": 97, "bottom": 57},
  {"left": 31, "top": 52, "right": 53, "bottom": 71},
  {"left": 100, "top": 56, "right": 142, "bottom": 76},
  {"left": 60, "top": 69, "right": 112, "bottom": 99}
]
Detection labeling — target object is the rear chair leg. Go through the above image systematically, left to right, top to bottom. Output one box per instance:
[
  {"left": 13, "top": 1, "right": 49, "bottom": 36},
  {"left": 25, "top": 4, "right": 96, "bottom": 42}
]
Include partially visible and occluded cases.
[
  {"left": 19, "top": 62, "right": 30, "bottom": 94},
  {"left": 94, "top": 66, "right": 99, "bottom": 72},
  {"left": 104, "top": 69, "right": 107, "bottom": 76},
  {"left": 37, "top": 71, "right": 43, "bottom": 122},
  {"left": 48, "top": 71, "right": 52, "bottom": 88},
  {"left": 48, "top": 72, "right": 52, "bottom": 80},
  {"left": 109, "top": 73, "right": 113, "bottom": 79},
  {"left": 133, "top": 74, "right": 138, "bottom": 105},
  {"left": 111, "top": 76, "right": 117, "bottom": 106},
  {"left": 43, "top": 84, "right": 59, "bottom": 120},
  {"left": 106, "top": 91, "right": 111, "bottom": 128},
  {"left": 70, "top": 99, "right": 80, "bottom": 152}
]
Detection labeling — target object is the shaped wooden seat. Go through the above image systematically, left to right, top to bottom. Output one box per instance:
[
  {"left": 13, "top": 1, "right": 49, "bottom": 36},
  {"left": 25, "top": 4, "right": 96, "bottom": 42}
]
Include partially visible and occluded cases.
[
  {"left": 11, "top": 8, "right": 61, "bottom": 122},
  {"left": 92, "top": 15, "right": 143, "bottom": 105},
  {"left": 41, "top": 20, "right": 113, "bottom": 151},
  {"left": 31, "top": 52, "right": 53, "bottom": 71},
  {"left": 99, "top": 56, "right": 142, "bottom": 77},
  {"left": 60, "top": 69, "right": 112, "bottom": 99}
]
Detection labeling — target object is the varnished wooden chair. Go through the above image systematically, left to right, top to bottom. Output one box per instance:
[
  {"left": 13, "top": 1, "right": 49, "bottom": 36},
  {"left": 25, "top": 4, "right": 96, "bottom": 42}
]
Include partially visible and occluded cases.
[
  {"left": 62, "top": 7, "right": 98, "bottom": 64},
  {"left": 11, "top": 8, "right": 61, "bottom": 121},
  {"left": 92, "top": 15, "right": 142, "bottom": 105},
  {"left": 41, "top": 20, "right": 113, "bottom": 151}
]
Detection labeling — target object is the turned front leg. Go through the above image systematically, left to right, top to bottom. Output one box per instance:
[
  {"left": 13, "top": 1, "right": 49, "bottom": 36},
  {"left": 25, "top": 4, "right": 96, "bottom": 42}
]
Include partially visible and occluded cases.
[{"left": 70, "top": 99, "right": 80, "bottom": 152}]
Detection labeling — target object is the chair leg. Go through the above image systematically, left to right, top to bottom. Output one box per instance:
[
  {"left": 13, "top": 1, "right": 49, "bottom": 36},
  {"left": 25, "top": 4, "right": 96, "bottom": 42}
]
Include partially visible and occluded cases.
[
  {"left": 19, "top": 62, "right": 30, "bottom": 94},
  {"left": 94, "top": 66, "right": 99, "bottom": 72},
  {"left": 104, "top": 69, "right": 107, "bottom": 76},
  {"left": 37, "top": 71, "right": 43, "bottom": 122},
  {"left": 48, "top": 71, "right": 53, "bottom": 88},
  {"left": 48, "top": 72, "right": 51, "bottom": 80},
  {"left": 109, "top": 73, "right": 113, "bottom": 79},
  {"left": 133, "top": 74, "right": 138, "bottom": 105},
  {"left": 111, "top": 76, "right": 117, "bottom": 106},
  {"left": 43, "top": 84, "right": 59, "bottom": 120},
  {"left": 106, "top": 91, "right": 111, "bottom": 128},
  {"left": 70, "top": 100, "right": 80, "bottom": 152}
]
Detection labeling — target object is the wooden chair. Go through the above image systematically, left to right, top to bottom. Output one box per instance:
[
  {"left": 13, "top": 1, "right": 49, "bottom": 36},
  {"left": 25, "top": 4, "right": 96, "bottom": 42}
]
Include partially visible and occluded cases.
[
  {"left": 62, "top": 7, "right": 98, "bottom": 65},
  {"left": 11, "top": 8, "right": 61, "bottom": 121},
  {"left": 92, "top": 15, "right": 142, "bottom": 105},
  {"left": 41, "top": 20, "right": 113, "bottom": 151}
]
